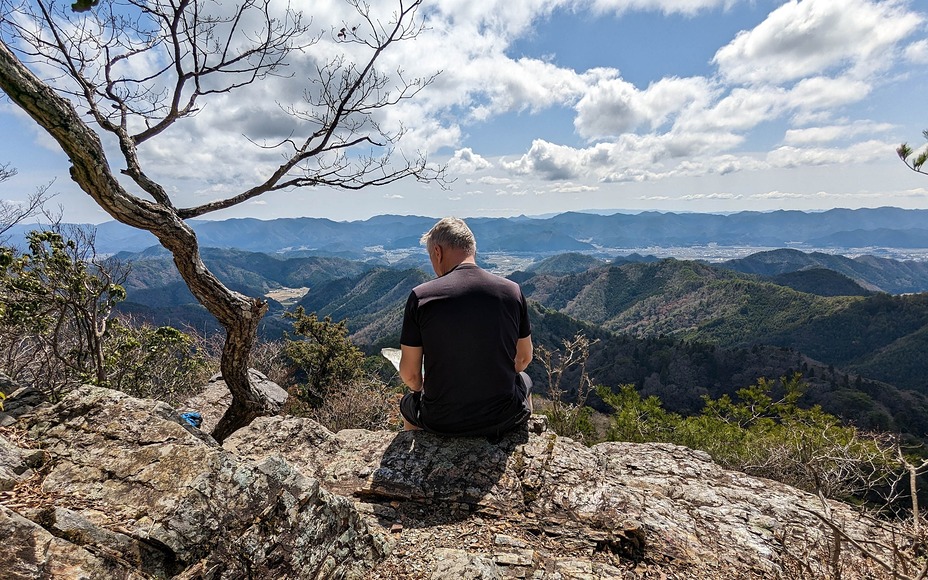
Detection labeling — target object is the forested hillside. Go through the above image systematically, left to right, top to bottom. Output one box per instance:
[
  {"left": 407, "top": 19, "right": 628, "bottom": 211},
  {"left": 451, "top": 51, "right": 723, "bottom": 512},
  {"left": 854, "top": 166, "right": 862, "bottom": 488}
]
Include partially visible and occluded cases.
[
  {"left": 107, "top": 245, "right": 928, "bottom": 441},
  {"left": 115, "top": 247, "right": 379, "bottom": 336},
  {"left": 719, "top": 248, "right": 928, "bottom": 293},
  {"left": 295, "top": 267, "right": 431, "bottom": 348}
]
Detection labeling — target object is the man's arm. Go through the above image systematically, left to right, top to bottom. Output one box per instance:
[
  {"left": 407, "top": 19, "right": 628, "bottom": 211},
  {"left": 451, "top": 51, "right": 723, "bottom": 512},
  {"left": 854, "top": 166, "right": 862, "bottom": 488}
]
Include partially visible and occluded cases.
[
  {"left": 515, "top": 335, "right": 533, "bottom": 373},
  {"left": 399, "top": 345, "right": 424, "bottom": 392}
]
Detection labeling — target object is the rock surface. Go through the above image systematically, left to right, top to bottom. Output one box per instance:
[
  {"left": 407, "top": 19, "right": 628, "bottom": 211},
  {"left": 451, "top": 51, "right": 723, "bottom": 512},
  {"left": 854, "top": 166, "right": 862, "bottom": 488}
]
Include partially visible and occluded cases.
[
  {"left": 180, "top": 369, "right": 288, "bottom": 435},
  {"left": 0, "top": 384, "right": 899, "bottom": 579},
  {"left": 1, "top": 386, "right": 386, "bottom": 579},
  {"left": 226, "top": 415, "right": 892, "bottom": 578}
]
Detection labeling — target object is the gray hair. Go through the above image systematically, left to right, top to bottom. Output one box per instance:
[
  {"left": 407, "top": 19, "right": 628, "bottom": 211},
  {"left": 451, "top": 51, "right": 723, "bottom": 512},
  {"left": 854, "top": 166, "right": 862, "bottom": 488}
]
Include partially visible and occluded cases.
[{"left": 420, "top": 217, "right": 476, "bottom": 255}]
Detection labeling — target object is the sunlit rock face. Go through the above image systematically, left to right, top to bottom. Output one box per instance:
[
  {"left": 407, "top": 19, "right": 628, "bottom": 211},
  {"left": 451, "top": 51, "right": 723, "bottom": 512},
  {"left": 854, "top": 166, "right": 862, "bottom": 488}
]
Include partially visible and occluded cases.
[{"left": 0, "top": 384, "right": 893, "bottom": 579}]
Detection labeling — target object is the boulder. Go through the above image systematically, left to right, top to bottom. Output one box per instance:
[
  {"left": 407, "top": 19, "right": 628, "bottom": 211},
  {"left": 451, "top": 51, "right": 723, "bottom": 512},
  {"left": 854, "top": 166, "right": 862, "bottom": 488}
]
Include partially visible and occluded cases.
[
  {"left": 0, "top": 379, "right": 46, "bottom": 427},
  {"left": 1, "top": 386, "right": 387, "bottom": 579},
  {"left": 226, "top": 414, "right": 893, "bottom": 578},
  {"left": 0, "top": 431, "right": 43, "bottom": 491}
]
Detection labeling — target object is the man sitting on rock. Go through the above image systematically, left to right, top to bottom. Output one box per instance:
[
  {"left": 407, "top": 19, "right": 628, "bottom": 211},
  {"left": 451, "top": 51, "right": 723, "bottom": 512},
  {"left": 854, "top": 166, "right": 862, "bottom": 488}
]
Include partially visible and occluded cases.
[{"left": 398, "top": 217, "right": 534, "bottom": 437}]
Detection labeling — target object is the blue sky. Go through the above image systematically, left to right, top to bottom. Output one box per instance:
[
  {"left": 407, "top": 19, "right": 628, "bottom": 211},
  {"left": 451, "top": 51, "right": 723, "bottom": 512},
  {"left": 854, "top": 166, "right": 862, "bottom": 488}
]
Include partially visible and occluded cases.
[{"left": 2, "top": 0, "right": 928, "bottom": 223}]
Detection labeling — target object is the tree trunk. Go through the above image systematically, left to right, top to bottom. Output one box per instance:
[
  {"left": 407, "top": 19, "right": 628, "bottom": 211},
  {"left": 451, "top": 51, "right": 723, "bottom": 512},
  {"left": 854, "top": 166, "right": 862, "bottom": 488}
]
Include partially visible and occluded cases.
[{"left": 0, "top": 41, "right": 273, "bottom": 441}]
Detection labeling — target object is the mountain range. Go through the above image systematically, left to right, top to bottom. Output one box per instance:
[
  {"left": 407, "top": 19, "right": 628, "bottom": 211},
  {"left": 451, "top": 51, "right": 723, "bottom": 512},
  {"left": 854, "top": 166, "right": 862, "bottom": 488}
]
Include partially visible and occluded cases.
[{"left": 9, "top": 206, "right": 928, "bottom": 257}]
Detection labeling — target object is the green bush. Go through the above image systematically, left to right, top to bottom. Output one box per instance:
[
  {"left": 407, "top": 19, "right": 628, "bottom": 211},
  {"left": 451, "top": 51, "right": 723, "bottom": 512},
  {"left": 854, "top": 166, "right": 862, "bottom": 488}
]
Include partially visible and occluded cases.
[
  {"left": 0, "top": 229, "right": 127, "bottom": 397},
  {"left": 0, "top": 230, "right": 217, "bottom": 405},
  {"left": 282, "top": 307, "right": 399, "bottom": 432},
  {"left": 103, "top": 318, "right": 215, "bottom": 405},
  {"left": 600, "top": 374, "right": 900, "bottom": 501}
]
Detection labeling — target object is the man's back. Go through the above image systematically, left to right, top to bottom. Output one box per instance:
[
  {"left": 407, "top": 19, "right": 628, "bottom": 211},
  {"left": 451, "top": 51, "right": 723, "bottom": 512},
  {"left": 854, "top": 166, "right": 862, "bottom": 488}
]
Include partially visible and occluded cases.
[{"left": 400, "top": 263, "right": 530, "bottom": 435}]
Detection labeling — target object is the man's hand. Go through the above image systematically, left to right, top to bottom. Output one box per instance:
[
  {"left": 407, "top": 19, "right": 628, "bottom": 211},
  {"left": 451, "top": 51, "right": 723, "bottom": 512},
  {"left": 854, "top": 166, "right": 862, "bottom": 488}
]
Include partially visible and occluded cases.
[
  {"left": 515, "top": 336, "right": 533, "bottom": 373},
  {"left": 399, "top": 345, "right": 424, "bottom": 392}
]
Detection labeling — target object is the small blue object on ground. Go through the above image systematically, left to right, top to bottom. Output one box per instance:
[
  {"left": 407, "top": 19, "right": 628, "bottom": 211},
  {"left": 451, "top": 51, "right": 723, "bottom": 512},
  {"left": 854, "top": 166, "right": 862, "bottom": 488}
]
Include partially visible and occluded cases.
[{"left": 180, "top": 412, "right": 203, "bottom": 428}]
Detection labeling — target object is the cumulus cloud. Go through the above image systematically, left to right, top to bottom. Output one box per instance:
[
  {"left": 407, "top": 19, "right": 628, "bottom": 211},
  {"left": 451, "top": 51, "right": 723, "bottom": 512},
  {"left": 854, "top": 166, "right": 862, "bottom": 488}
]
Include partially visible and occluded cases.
[
  {"left": 6, "top": 0, "right": 927, "bottom": 219},
  {"left": 713, "top": 0, "right": 922, "bottom": 85},
  {"left": 575, "top": 76, "right": 715, "bottom": 140},
  {"left": 785, "top": 77, "right": 872, "bottom": 111},
  {"left": 503, "top": 140, "right": 584, "bottom": 180},
  {"left": 767, "top": 140, "right": 890, "bottom": 168},
  {"left": 447, "top": 148, "right": 492, "bottom": 174}
]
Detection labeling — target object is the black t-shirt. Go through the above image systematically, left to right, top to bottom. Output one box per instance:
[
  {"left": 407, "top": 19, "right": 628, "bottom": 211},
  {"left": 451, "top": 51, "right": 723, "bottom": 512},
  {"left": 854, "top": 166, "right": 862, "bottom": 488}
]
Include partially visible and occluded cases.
[{"left": 400, "top": 263, "right": 531, "bottom": 435}]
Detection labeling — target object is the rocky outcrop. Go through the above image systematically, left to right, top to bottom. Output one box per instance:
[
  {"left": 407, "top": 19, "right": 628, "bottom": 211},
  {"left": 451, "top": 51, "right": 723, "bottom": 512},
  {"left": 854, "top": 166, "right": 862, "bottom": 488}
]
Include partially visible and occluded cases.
[
  {"left": 0, "top": 384, "right": 899, "bottom": 579},
  {"left": 0, "top": 386, "right": 386, "bottom": 579},
  {"left": 226, "top": 415, "right": 894, "bottom": 578}
]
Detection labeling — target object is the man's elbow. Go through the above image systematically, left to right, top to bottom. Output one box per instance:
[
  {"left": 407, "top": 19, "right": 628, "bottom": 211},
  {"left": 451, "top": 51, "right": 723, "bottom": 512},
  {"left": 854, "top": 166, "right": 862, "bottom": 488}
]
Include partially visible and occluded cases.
[
  {"left": 515, "top": 353, "right": 532, "bottom": 373},
  {"left": 399, "top": 368, "right": 423, "bottom": 391}
]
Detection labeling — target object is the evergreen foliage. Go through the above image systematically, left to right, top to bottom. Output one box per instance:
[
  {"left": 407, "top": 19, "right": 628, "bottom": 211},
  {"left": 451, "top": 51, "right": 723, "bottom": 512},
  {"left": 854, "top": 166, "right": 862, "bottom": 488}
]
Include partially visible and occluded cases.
[
  {"left": 0, "top": 230, "right": 217, "bottom": 401},
  {"left": 0, "top": 230, "right": 127, "bottom": 391},
  {"left": 282, "top": 307, "right": 398, "bottom": 432},
  {"left": 284, "top": 307, "right": 366, "bottom": 400},
  {"left": 102, "top": 319, "right": 213, "bottom": 405},
  {"left": 599, "top": 374, "right": 899, "bottom": 501}
]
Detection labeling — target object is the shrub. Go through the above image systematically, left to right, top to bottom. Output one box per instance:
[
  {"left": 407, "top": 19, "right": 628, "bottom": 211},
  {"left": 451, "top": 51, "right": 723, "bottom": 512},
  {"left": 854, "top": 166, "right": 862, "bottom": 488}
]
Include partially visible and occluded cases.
[
  {"left": 0, "top": 228, "right": 127, "bottom": 398},
  {"left": 281, "top": 307, "right": 399, "bottom": 432},
  {"left": 103, "top": 318, "right": 216, "bottom": 406},
  {"left": 536, "top": 332, "right": 599, "bottom": 443},
  {"left": 600, "top": 374, "right": 900, "bottom": 502}
]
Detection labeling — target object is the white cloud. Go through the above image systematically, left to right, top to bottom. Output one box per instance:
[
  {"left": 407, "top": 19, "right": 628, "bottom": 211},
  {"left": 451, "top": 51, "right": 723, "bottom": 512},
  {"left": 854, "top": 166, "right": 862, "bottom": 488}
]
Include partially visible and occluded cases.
[
  {"left": 5, "top": 0, "right": 927, "bottom": 221},
  {"left": 590, "top": 0, "right": 736, "bottom": 17},
  {"left": 713, "top": 0, "right": 922, "bottom": 85},
  {"left": 905, "top": 39, "right": 928, "bottom": 64},
  {"left": 575, "top": 76, "right": 715, "bottom": 140},
  {"left": 785, "top": 77, "right": 872, "bottom": 111},
  {"left": 676, "top": 86, "right": 785, "bottom": 134},
  {"left": 784, "top": 121, "right": 895, "bottom": 145},
  {"left": 503, "top": 140, "right": 585, "bottom": 179},
  {"left": 767, "top": 140, "right": 891, "bottom": 168},
  {"left": 447, "top": 148, "right": 492, "bottom": 174},
  {"left": 477, "top": 176, "right": 514, "bottom": 185},
  {"left": 548, "top": 182, "right": 599, "bottom": 193},
  {"left": 896, "top": 187, "right": 928, "bottom": 198},
  {"left": 750, "top": 190, "right": 808, "bottom": 200},
  {"left": 680, "top": 192, "right": 743, "bottom": 201},
  {"left": 384, "top": 194, "right": 404, "bottom": 199}
]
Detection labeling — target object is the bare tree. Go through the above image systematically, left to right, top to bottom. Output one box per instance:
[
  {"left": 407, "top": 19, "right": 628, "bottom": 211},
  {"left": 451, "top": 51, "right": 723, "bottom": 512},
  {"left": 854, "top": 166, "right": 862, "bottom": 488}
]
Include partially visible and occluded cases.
[
  {"left": 0, "top": 0, "right": 443, "bottom": 440},
  {"left": 0, "top": 163, "right": 48, "bottom": 241},
  {"left": 536, "top": 333, "right": 599, "bottom": 442}
]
